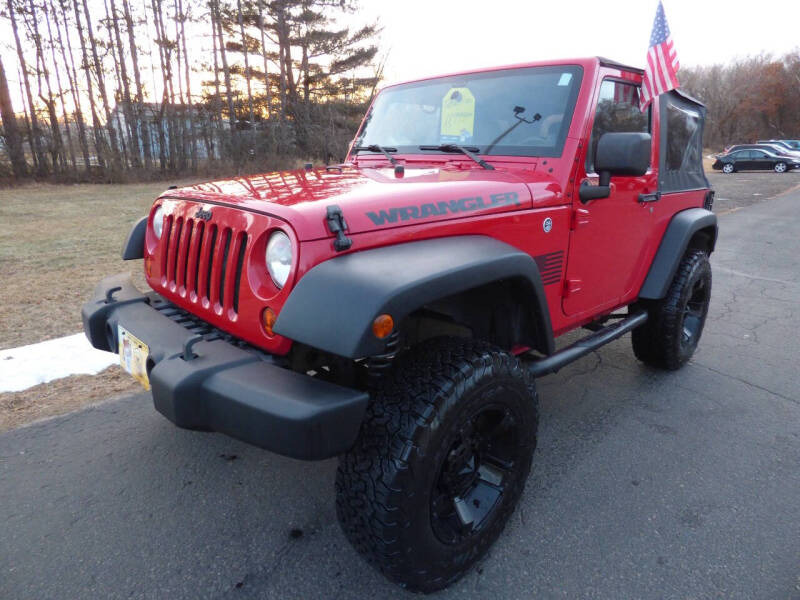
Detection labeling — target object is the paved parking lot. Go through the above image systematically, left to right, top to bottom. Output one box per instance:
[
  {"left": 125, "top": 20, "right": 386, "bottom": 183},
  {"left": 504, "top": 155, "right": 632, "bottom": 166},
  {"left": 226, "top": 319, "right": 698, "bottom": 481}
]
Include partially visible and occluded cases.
[
  {"left": 708, "top": 170, "right": 800, "bottom": 213},
  {"left": 2, "top": 188, "right": 799, "bottom": 599}
]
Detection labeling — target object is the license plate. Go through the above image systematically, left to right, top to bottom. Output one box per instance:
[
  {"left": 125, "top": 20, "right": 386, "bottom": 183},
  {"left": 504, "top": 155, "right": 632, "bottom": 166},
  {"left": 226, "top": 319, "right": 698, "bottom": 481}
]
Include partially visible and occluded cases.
[{"left": 118, "top": 325, "right": 151, "bottom": 390}]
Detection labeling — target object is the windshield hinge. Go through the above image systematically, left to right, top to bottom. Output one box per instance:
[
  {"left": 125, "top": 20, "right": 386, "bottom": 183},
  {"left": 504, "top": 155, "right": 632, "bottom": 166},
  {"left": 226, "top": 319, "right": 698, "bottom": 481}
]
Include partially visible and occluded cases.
[{"left": 325, "top": 205, "right": 352, "bottom": 252}]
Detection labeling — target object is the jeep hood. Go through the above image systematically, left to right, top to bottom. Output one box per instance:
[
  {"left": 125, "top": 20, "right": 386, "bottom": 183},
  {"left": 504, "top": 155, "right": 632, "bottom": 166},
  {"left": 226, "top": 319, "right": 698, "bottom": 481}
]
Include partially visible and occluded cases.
[{"left": 163, "top": 165, "right": 540, "bottom": 241}]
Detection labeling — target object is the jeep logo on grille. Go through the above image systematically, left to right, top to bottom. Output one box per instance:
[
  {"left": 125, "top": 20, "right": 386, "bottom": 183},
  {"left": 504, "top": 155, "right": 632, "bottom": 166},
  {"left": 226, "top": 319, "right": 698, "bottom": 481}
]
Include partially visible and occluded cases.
[{"left": 194, "top": 208, "right": 213, "bottom": 221}]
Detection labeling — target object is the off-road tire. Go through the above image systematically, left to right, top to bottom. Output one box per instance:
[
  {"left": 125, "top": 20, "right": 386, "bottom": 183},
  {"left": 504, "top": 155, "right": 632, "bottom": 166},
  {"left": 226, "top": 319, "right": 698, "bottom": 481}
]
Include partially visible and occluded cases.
[
  {"left": 632, "top": 249, "right": 712, "bottom": 370},
  {"left": 336, "top": 337, "right": 538, "bottom": 593}
]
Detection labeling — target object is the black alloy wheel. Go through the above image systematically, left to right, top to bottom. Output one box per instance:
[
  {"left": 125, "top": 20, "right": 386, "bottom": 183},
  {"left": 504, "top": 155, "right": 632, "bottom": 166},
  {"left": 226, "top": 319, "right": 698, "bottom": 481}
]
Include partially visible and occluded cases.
[
  {"left": 680, "top": 275, "right": 711, "bottom": 354},
  {"left": 430, "top": 404, "right": 524, "bottom": 545}
]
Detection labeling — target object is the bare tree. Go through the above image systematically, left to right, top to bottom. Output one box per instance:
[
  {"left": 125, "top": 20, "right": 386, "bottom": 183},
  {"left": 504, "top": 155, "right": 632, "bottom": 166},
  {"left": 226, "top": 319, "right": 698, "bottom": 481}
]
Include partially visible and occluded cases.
[
  {"left": 1, "top": 0, "right": 383, "bottom": 181},
  {"left": 7, "top": 0, "right": 48, "bottom": 175},
  {"left": 25, "top": 0, "right": 66, "bottom": 172},
  {"left": 43, "top": 0, "right": 77, "bottom": 171},
  {"left": 54, "top": 0, "right": 91, "bottom": 172},
  {"left": 72, "top": 0, "right": 108, "bottom": 169},
  {"left": 81, "top": 0, "right": 122, "bottom": 172},
  {"left": 108, "top": 0, "right": 142, "bottom": 168},
  {"left": 121, "top": 0, "right": 153, "bottom": 169},
  {"left": 178, "top": 0, "right": 198, "bottom": 169},
  {"left": 210, "top": 0, "right": 236, "bottom": 131},
  {"left": 237, "top": 0, "right": 255, "bottom": 126},
  {"left": 257, "top": 0, "right": 271, "bottom": 115},
  {"left": 0, "top": 55, "right": 27, "bottom": 178}
]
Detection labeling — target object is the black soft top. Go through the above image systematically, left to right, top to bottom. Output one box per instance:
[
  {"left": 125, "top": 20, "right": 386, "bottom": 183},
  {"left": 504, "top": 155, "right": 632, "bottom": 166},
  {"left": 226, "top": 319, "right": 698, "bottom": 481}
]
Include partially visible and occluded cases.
[{"left": 658, "top": 90, "right": 710, "bottom": 193}]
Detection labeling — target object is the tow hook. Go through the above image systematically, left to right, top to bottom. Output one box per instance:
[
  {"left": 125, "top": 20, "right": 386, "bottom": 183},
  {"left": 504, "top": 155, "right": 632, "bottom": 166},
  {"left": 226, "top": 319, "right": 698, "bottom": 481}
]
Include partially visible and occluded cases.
[{"left": 104, "top": 286, "right": 122, "bottom": 304}]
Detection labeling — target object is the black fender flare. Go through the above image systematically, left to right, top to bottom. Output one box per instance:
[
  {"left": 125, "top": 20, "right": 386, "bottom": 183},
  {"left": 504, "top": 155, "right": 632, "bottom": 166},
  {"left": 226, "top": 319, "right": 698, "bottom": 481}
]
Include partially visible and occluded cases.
[
  {"left": 638, "top": 207, "right": 718, "bottom": 300},
  {"left": 121, "top": 216, "right": 147, "bottom": 260},
  {"left": 274, "top": 235, "right": 555, "bottom": 359}
]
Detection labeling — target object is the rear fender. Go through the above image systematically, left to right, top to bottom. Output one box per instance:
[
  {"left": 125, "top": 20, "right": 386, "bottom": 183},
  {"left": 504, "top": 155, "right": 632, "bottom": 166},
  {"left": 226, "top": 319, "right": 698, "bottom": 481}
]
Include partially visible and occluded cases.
[{"left": 639, "top": 208, "right": 718, "bottom": 300}]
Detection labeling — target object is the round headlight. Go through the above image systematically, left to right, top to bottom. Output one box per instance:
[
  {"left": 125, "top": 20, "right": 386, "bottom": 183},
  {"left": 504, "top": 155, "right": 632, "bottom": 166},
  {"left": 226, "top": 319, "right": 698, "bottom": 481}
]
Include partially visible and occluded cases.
[
  {"left": 153, "top": 206, "right": 164, "bottom": 239},
  {"left": 266, "top": 231, "right": 292, "bottom": 289}
]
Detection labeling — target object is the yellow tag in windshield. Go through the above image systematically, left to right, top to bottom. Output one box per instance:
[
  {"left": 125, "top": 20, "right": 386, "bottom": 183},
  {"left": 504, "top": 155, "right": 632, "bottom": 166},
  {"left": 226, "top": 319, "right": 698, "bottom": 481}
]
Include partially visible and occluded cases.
[{"left": 440, "top": 87, "right": 475, "bottom": 143}]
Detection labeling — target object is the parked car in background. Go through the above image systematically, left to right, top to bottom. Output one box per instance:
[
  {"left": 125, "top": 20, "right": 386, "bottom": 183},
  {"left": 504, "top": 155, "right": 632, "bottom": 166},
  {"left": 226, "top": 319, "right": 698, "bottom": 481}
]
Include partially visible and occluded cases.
[
  {"left": 758, "top": 139, "right": 800, "bottom": 150},
  {"left": 725, "top": 143, "right": 800, "bottom": 159},
  {"left": 713, "top": 148, "right": 800, "bottom": 173}
]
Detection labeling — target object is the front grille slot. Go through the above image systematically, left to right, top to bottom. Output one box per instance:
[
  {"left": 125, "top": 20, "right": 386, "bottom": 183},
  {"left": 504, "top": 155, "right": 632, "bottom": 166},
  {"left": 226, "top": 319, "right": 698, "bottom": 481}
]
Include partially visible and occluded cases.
[
  {"left": 161, "top": 216, "right": 173, "bottom": 275},
  {"left": 170, "top": 217, "right": 183, "bottom": 285},
  {"left": 178, "top": 219, "right": 193, "bottom": 289},
  {"left": 191, "top": 222, "right": 205, "bottom": 295},
  {"left": 204, "top": 225, "right": 218, "bottom": 302},
  {"left": 218, "top": 229, "right": 232, "bottom": 307},
  {"left": 232, "top": 233, "right": 248, "bottom": 314}
]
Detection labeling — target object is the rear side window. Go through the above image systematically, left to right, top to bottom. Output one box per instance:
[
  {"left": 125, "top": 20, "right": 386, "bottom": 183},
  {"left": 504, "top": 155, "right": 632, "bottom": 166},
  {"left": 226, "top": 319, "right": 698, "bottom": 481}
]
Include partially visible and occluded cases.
[
  {"left": 586, "top": 80, "right": 649, "bottom": 172},
  {"left": 665, "top": 103, "right": 702, "bottom": 170}
]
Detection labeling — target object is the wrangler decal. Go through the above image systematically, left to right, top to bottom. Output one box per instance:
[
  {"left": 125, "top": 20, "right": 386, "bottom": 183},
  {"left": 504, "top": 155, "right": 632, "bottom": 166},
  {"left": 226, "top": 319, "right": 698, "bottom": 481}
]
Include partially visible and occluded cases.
[{"left": 366, "top": 191, "right": 521, "bottom": 226}]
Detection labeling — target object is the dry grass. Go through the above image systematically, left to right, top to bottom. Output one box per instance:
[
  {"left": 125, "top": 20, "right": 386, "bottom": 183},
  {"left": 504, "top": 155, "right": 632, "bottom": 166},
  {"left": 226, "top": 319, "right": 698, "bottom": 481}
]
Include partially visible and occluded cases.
[
  {"left": 0, "top": 180, "right": 207, "bottom": 431},
  {"left": 0, "top": 181, "right": 197, "bottom": 351},
  {"left": 0, "top": 366, "right": 144, "bottom": 433}
]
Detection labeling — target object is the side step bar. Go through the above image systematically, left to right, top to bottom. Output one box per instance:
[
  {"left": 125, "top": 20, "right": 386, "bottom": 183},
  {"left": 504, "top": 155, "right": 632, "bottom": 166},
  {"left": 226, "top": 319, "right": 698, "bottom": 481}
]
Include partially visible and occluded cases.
[{"left": 524, "top": 311, "right": 648, "bottom": 377}]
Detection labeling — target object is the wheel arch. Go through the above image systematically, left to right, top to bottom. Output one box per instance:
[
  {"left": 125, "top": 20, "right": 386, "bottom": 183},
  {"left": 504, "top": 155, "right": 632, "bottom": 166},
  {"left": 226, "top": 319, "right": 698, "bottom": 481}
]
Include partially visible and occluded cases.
[
  {"left": 638, "top": 207, "right": 718, "bottom": 300},
  {"left": 274, "top": 236, "right": 555, "bottom": 359}
]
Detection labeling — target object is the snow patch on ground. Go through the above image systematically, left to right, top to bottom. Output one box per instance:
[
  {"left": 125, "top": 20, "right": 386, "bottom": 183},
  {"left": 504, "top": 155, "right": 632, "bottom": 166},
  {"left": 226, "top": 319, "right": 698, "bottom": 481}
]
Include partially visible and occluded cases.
[{"left": 0, "top": 334, "right": 117, "bottom": 393}]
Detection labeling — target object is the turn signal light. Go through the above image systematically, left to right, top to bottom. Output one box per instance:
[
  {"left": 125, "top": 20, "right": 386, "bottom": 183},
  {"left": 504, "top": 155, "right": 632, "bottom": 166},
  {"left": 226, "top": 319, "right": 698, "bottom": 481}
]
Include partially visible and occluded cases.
[
  {"left": 262, "top": 307, "right": 277, "bottom": 337},
  {"left": 372, "top": 314, "right": 394, "bottom": 339}
]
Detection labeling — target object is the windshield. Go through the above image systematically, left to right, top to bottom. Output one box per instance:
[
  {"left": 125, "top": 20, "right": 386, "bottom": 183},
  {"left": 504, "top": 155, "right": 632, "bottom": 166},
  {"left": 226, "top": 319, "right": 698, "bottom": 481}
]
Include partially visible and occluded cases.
[{"left": 354, "top": 66, "right": 583, "bottom": 158}]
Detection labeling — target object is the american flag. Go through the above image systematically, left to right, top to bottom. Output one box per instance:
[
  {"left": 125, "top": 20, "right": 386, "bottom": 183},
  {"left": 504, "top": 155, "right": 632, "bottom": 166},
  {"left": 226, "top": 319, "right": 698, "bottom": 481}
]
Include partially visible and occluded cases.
[{"left": 641, "top": 1, "right": 680, "bottom": 111}]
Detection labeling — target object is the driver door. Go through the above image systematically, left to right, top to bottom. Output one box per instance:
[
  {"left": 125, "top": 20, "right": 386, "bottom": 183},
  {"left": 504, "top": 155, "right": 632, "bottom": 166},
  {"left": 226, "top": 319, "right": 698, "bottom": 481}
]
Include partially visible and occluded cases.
[{"left": 562, "top": 79, "right": 657, "bottom": 317}]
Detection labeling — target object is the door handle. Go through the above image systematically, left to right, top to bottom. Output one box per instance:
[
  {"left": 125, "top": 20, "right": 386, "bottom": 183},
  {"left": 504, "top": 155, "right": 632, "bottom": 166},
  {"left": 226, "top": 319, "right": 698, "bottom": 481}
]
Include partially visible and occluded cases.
[{"left": 638, "top": 191, "right": 661, "bottom": 203}]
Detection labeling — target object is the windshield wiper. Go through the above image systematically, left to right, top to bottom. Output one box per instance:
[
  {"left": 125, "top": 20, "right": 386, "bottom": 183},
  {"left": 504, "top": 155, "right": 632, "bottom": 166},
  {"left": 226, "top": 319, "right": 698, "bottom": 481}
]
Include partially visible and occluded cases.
[
  {"left": 352, "top": 144, "right": 398, "bottom": 166},
  {"left": 418, "top": 144, "right": 495, "bottom": 170}
]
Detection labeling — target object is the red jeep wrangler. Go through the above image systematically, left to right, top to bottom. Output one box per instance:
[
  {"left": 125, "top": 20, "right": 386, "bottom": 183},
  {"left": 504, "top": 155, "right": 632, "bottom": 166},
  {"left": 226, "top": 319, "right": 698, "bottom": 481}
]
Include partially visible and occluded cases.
[{"left": 83, "top": 57, "right": 716, "bottom": 592}]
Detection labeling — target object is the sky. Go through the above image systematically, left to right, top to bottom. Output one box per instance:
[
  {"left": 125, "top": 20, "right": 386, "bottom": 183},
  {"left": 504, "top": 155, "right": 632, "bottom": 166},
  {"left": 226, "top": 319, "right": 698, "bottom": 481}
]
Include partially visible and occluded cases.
[
  {"left": 1, "top": 0, "right": 797, "bottom": 109},
  {"left": 359, "top": 0, "right": 800, "bottom": 85}
]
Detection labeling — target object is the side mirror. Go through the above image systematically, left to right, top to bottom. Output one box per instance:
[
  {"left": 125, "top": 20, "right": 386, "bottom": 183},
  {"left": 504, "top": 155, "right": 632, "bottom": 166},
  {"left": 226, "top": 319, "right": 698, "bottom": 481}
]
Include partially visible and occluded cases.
[{"left": 580, "top": 132, "right": 651, "bottom": 203}]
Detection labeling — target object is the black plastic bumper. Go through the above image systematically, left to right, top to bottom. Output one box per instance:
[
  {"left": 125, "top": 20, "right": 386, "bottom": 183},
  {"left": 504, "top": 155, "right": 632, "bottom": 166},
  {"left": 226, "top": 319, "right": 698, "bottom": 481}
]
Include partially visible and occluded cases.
[{"left": 81, "top": 274, "right": 369, "bottom": 460}]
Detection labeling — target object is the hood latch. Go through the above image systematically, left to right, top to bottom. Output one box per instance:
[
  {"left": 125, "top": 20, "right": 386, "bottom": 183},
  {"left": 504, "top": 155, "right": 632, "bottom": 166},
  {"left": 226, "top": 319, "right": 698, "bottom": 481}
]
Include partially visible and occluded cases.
[{"left": 326, "top": 205, "right": 352, "bottom": 252}]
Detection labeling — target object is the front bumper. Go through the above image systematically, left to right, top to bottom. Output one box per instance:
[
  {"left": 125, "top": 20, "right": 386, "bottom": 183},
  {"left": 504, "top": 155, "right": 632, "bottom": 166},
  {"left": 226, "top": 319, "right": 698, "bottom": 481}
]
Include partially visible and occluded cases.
[{"left": 81, "top": 274, "right": 369, "bottom": 460}]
